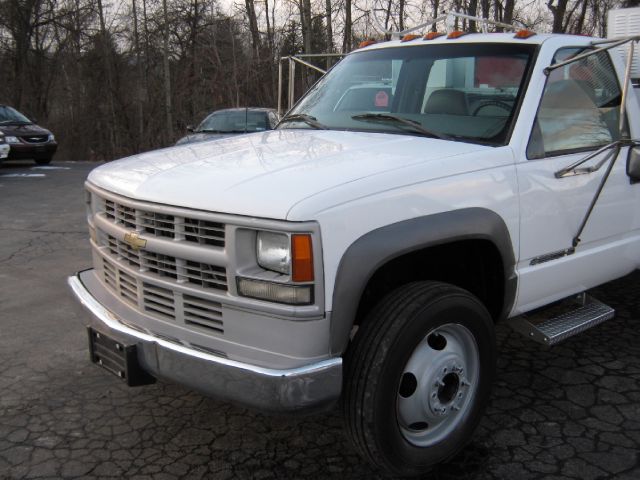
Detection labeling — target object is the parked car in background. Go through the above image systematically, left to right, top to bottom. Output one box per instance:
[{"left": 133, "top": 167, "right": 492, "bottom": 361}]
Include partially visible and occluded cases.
[
  {"left": 0, "top": 105, "right": 57, "bottom": 165},
  {"left": 176, "top": 107, "right": 278, "bottom": 145}
]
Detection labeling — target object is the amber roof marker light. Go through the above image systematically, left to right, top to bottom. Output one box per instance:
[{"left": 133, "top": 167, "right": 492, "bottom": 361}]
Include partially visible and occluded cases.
[
  {"left": 514, "top": 29, "right": 536, "bottom": 39},
  {"left": 447, "top": 31, "right": 469, "bottom": 39},
  {"left": 424, "top": 32, "right": 445, "bottom": 41},
  {"left": 401, "top": 34, "right": 421, "bottom": 42},
  {"left": 358, "top": 39, "right": 377, "bottom": 48}
]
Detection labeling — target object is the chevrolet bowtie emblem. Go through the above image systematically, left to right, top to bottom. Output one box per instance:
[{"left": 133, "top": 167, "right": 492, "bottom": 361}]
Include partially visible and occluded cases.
[{"left": 123, "top": 232, "right": 147, "bottom": 250}]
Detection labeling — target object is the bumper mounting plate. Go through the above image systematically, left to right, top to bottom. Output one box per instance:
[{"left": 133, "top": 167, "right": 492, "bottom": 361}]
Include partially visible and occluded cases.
[{"left": 88, "top": 327, "right": 156, "bottom": 386}]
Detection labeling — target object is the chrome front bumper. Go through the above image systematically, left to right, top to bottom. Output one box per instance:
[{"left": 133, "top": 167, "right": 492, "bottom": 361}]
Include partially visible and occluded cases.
[{"left": 68, "top": 271, "right": 342, "bottom": 413}]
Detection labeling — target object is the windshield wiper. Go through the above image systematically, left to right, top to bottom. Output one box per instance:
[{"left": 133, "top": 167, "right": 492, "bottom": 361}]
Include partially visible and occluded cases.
[
  {"left": 352, "top": 113, "right": 450, "bottom": 140},
  {"left": 279, "top": 114, "right": 327, "bottom": 130}
]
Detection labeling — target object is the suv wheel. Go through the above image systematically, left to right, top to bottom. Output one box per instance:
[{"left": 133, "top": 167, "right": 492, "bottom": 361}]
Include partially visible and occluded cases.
[{"left": 343, "top": 281, "right": 496, "bottom": 477}]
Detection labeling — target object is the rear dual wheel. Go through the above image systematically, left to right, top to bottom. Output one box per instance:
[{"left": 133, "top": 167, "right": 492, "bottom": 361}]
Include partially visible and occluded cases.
[{"left": 343, "top": 281, "right": 496, "bottom": 477}]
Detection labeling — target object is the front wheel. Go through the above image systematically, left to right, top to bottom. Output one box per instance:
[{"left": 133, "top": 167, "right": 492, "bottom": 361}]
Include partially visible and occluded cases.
[{"left": 343, "top": 281, "right": 496, "bottom": 477}]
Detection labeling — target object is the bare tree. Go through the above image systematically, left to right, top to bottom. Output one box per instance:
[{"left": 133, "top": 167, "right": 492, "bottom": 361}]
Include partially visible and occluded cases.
[
  {"left": 162, "top": 0, "right": 173, "bottom": 142},
  {"left": 325, "top": 0, "right": 333, "bottom": 53},
  {"left": 343, "top": 0, "right": 352, "bottom": 52},
  {"left": 547, "top": 0, "right": 571, "bottom": 33}
]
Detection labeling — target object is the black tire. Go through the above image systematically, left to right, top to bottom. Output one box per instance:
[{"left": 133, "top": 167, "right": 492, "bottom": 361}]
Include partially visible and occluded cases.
[
  {"left": 34, "top": 157, "right": 52, "bottom": 166},
  {"left": 343, "top": 281, "right": 496, "bottom": 477}
]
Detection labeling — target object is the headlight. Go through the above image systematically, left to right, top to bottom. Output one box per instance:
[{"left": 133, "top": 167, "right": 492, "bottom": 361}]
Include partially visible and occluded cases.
[
  {"left": 48, "top": 134, "right": 55, "bottom": 142},
  {"left": 5, "top": 136, "right": 19, "bottom": 144},
  {"left": 245, "top": 231, "right": 315, "bottom": 305},
  {"left": 257, "top": 231, "right": 290, "bottom": 275}
]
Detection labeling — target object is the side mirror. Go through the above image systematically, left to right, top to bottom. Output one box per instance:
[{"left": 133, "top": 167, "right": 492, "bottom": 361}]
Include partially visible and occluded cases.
[
  {"left": 186, "top": 125, "right": 194, "bottom": 133},
  {"left": 627, "top": 146, "right": 640, "bottom": 184}
]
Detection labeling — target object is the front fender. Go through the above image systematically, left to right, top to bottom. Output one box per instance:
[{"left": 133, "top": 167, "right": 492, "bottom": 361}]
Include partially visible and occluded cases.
[{"left": 329, "top": 208, "right": 517, "bottom": 354}]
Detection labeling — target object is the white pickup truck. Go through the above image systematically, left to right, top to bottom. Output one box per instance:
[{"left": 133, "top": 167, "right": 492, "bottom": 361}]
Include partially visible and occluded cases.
[{"left": 69, "top": 18, "right": 640, "bottom": 477}]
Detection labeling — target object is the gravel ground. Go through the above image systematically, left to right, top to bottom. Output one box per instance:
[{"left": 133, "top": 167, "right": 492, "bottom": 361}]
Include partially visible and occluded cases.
[{"left": 0, "top": 161, "right": 638, "bottom": 479}]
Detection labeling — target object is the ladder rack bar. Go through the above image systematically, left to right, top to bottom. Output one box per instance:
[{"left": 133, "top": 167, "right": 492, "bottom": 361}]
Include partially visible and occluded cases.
[{"left": 371, "top": 10, "right": 520, "bottom": 38}]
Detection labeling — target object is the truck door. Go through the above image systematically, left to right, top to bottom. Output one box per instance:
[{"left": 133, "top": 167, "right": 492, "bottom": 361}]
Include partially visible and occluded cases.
[{"left": 515, "top": 47, "right": 639, "bottom": 313}]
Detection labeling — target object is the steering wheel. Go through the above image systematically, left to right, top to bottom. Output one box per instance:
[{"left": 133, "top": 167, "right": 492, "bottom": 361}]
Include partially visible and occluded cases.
[{"left": 472, "top": 101, "right": 512, "bottom": 116}]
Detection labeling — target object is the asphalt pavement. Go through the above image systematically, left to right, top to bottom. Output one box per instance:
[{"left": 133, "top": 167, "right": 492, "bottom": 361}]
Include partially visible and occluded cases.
[{"left": 0, "top": 160, "right": 638, "bottom": 479}]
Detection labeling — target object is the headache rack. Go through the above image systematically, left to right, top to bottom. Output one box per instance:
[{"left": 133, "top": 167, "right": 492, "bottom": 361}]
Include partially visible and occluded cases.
[{"left": 371, "top": 10, "right": 523, "bottom": 39}]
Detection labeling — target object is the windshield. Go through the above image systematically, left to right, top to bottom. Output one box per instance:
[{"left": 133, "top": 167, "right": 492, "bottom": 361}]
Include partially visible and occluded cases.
[
  {"left": 284, "top": 43, "right": 535, "bottom": 145},
  {"left": 0, "top": 106, "right": 31, "bottom": 125},
  {"left": 198, "top": 110, "right": 269, "bottom": 133}
]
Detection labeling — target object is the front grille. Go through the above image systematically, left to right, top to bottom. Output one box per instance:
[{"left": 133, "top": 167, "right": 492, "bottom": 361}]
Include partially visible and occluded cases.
[
  {"left": 20, "top": 135, "right": 48, "bottom": 144},
  {"left": 92, "top": 189, "right": 229, "bottom": 340},
  {"left": 102, "top": 198, "right": 225, "bottom": 247},
  {"left": 184, "top": 218, "right": 225, "bottom": 246},
  {"left": 100, "top": 233, "right": 227, "bottom": 291},
  {"left": 106, "top": 235, "right": 140, "bottom": 268},
  {"left": 142, "top": 251, "right": 178, "bottom": 280},
  {"left": 100, "top": 256, "right": 224, "bottom": 335},
  {"left": 102, "top": 257, "right": 138, "bottom": 308},
  {"left": 184, "top": 261, "right": 227, "bottom": 290},
  {"left": 119, "top": 270, "right": 139, "bottom": 306},
  {"left": 142, "top": 282, "right": 175, "bottom": 319},
  {"left": 183, "top": 295, "right": 224, "bottom": 333}
]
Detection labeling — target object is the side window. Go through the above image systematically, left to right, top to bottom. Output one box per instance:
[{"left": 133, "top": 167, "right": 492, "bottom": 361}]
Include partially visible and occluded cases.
[{"left": 527, "top": 48, "right": 623, "bottom": 159}]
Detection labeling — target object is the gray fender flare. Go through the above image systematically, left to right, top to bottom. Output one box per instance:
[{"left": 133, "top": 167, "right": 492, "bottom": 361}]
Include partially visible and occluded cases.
[{"left": 329, "top": 208, "right": 517, "bottom": 354}]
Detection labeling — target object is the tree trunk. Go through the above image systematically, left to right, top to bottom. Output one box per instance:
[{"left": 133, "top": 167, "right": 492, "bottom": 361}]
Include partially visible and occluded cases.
[
  {"left": 97, "top": 0, "right": 118, "bottom": 157},
  {"left": 132, "top": 0, "right": 144, "bottom": 150},
  {"left": 162, "top": 0, "right": 173, "bottom": 144},
  {"left": 245, "top": 0, "right": 261, "bottom": 56},
  {"left": 300, "top": 0, "right": 312, "bottom": 54},
  {"left": 325, "top": 0, "right": 333, "bottom": 53},
  {"left": 343, "top": 0, "right": 352, "bottom": 52},
  {"left": 430, "top": 0, "right": 440, "bottom": 31},
  {"left": 468, "top": 0, "right": 478, "bottom": 32},
  {"left": 481, "top": 0, "right": 490, "bottom": 20},
  {"left": 503, "top": 0, "right": 515, "bottom": 26},
  {"left": 547, "top": 0, "right": 570, "bottom": 33},
  {"left": 575, "top": 0, "right": 589, "bottom": 34}
]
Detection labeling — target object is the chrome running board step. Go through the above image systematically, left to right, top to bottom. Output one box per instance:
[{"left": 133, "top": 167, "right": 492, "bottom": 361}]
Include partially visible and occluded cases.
[{"left": 509, "top": 293, "right": 615, "bottom": 346}]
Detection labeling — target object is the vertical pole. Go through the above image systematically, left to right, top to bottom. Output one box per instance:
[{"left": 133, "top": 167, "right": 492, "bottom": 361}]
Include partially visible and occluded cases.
[
  {"left": 288, "top": 58, "right": 296, "bottom": 111},
  {"left": 278, "top": 59, "right": 283, "bottom": 117}
]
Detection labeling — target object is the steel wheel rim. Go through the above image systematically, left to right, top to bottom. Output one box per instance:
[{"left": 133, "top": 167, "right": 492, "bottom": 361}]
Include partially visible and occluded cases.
[{"left": 396, "top": 323, "right": 480, "bottom": 447}]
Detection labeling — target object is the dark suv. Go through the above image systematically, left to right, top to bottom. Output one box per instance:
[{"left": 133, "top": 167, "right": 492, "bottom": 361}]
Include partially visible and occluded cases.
[{"left": 0, "top": 105, "right": 57, "bottom": 165}]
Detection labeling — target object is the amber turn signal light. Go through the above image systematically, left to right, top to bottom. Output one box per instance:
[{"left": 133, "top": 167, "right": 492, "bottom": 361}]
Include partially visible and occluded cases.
[{"left": 291, "top": 234, "right": 314, "bottom": 282}]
